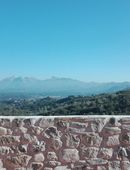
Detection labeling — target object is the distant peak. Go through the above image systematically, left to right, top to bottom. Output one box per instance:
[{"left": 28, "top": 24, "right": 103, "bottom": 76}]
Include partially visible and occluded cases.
[
  {"left": 0, "top": 76, "right": 40, "bottom": 82},
  {"left": 50, "top": 76, "right": 76, "bottom": 81},
  {"left": 51, "top": 76, "right": 59, "bottom": 79}
]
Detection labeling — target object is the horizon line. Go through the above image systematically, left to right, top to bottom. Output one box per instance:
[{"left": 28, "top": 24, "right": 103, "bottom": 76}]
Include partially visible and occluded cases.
[{"left": 0, "top": 75, "right": 130, "bottom": 84}]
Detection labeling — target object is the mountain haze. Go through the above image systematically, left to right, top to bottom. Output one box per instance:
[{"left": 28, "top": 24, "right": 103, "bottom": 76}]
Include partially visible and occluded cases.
[{"left": 0, "top": 77, "right": 130, "bottom": 99}]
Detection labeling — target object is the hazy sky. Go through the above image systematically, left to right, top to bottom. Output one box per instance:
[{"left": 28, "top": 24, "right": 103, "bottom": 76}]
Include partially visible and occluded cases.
[{"left": 0, "top": 0, "right": 130, "bottom": 82}]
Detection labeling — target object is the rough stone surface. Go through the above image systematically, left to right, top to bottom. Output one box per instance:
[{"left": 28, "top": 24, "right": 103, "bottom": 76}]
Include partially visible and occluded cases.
[
  {"left": 0, "top": 116, "right": 130, "bottom": 169},
  {"left": 106, "top": 135, "right": 120, "bottom": 147},
  {"left": 81, "top": 146, "right": 99, "bottom": 159},
  {"left": 61, "top": 149, "right": 79, "bottom": 163},
  {"left": 33, "top": 153, "right": 45, "bottom": 162}
]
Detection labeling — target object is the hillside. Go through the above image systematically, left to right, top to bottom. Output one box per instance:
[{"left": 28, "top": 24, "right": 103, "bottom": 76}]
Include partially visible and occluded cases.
[{"left": 0, "top": 89, "right": 130, "bottom": 116}]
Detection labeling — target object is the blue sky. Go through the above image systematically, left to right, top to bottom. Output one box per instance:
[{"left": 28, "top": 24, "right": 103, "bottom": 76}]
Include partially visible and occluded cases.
[{"left": 0, "top": 0, "right": 130, "bottom": 82}]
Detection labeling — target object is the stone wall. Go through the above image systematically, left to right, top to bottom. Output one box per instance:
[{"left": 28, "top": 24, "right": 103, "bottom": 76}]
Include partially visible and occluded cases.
[{"left": 0, "top": 116, "right": 130, "bottom": 170}]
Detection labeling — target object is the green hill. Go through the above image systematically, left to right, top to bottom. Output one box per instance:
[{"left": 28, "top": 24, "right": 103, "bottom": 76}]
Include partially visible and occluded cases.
[{"left": 0, "top": 89, "right": 130, "bottom": 116}]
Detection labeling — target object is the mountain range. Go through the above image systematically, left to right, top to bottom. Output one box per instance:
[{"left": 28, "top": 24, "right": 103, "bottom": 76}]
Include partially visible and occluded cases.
[{"left": 0, "top": 76, "right": 130, "bottom": 99}]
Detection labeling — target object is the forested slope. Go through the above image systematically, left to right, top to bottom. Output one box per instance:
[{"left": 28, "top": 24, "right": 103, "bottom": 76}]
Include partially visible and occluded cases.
[{"left": 0, "top": 90, "right": 130, "bottom": 116}]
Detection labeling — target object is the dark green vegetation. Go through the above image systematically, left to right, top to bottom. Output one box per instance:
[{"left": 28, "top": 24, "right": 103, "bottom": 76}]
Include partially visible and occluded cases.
[{"left": 0, "top": 90, "right": 130, "bottom": 116}]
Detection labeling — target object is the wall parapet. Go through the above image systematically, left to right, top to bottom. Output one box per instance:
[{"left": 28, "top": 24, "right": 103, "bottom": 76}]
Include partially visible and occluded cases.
[{"left": 0, "top": 116, "right": 130, "bottom": 170}]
